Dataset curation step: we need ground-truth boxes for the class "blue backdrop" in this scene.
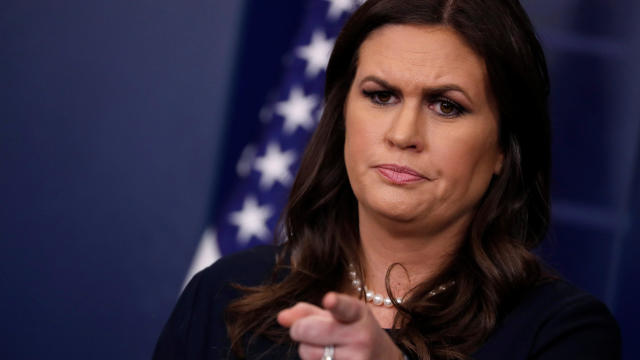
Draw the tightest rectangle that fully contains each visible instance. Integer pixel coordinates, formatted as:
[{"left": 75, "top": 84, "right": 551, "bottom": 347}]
[{"left": 0, "top": 0, "right": 638, "bottom": 359}]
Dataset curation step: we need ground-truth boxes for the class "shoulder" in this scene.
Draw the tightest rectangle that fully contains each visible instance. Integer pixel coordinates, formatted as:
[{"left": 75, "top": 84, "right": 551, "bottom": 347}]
[
  {"left": 173, "top": 244, "right": 280, "bottom": 308},
  {"left": 199, "top": 244, "right": 280, "bottom": 289},
  {"left": 152, "top": 245, "right": 280, "bottom": 360},
  {"left": 474, "top": 279, "right": 621, "bottom": 360}
]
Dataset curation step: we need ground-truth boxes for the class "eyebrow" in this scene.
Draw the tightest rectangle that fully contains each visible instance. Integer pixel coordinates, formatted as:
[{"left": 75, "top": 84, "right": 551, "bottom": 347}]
[{"left": 358, "top": 75, "right": 474, "bottom": 106}]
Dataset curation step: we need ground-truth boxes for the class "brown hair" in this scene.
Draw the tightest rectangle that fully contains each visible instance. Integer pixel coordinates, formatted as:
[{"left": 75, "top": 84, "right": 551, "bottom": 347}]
[{"left": 226, "top": 0, "right": 551, "bottom": 358}]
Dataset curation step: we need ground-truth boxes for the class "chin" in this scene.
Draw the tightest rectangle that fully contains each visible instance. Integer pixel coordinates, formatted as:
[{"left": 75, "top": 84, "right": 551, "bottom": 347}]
[{"left": 368, "top": 198, "right": 426, "bottom": 223}]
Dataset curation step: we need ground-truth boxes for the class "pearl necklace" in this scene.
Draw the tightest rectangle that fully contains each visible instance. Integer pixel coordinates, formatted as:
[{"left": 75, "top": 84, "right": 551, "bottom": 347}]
[{"left": 348, "top": 264, "right": 455, "bottom": 307}]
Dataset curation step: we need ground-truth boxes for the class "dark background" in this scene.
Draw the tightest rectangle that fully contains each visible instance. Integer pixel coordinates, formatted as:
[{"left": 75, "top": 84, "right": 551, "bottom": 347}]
[{"left": 1, "top": 0, "right": 638, "bottom": 358}]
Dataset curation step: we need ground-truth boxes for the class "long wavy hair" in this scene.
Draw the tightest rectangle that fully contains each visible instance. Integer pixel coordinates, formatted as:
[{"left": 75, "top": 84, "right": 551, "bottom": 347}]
[{"left": 226, "top": 0, "right": 551, "bottom": 358}]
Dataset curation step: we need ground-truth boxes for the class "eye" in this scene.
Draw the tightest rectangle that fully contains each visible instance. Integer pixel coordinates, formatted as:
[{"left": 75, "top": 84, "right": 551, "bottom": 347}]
[
  {"left": 430, "top": 98, "right": 465, "bottom": 118},
  {"left": 362, "top": 90, "right": 398, "bottom": 106}
]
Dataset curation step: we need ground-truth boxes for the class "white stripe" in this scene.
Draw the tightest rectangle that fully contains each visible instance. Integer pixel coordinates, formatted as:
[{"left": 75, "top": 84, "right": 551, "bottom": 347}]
[{"left": 182, "top": 227, "right": 221, "bottom": 291}]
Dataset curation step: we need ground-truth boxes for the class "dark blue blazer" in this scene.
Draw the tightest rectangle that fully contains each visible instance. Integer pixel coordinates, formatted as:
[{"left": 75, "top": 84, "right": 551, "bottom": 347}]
[{"left": 153, "top": 245, "right": 621, "bottom": 359}]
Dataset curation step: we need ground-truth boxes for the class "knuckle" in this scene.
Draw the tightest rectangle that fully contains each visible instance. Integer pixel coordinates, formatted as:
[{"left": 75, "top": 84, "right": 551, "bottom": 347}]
[
  {"left": 298, "top": 344, "right": 320, "bottom": 360},
  {"left": 290, "top": 318, "right": 321, "bottom": 341},
  {"left": 292, "top": 302, "right": 310, "bottom": 312},
  {"left": 290, "top": 321, "right": 304, "bottom": 340}
]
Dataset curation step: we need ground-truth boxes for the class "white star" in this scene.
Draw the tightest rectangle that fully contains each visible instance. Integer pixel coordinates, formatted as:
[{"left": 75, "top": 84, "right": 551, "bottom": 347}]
[
  {"left": 254, "top": 142, "right": 297, "bottom": 190},
  {"left": 236, "top": 144, "right": 257, "bottom": 178},
  {"left": 275, "top": 87, "right": 319, "bottom": 134},
  {"left": 228, "top": 196, "right": 273, "bottom": 244},
  {"left": 325, "top": 0, "right": 356, "bottom": 20},
  {"left": 296, "top": 30, "right": 335, "bottom": 78}
]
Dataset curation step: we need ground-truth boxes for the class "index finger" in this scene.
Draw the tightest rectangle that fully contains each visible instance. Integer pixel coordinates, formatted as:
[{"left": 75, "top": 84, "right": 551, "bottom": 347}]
[
  {"left": 277, "top": 302, "right": 326, "bottom": 328},
  {"left": 322, "top": 292, "right": 364, "bottom": 324}
]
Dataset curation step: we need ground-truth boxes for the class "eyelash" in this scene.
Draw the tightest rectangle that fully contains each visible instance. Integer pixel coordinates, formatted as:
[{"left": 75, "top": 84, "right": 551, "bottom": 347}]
[
  {"left": 361, "top": 89, "right": 466, "bottom": 118},
  {"left": 362, "top": 90, "right": 398, "bottom": 106}
]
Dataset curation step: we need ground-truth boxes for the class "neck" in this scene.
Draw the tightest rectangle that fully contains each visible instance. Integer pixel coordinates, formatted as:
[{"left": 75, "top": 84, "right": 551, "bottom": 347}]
[{"left": 356, "top": 205, "right": 468, "bottom": 299}]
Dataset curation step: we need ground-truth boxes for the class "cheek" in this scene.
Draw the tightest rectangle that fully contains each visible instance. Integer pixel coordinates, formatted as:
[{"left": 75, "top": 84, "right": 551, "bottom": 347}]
[
  {"left": 430, "top": 126, "right": 500, "bottom": 196},
  {"left": 344, "top": 99, "right": 384, "bottom": 203},
  {"left": 343, "top": 102, "right": 363, "bottom": 192},
  {"left": 344, "top": 102, "right": 378, "bottom": 171}
]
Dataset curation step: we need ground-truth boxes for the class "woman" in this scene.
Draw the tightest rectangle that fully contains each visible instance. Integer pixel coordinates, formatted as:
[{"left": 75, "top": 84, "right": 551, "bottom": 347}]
[{"left": 154, "top": 0, "right": 620, "bottom": 359}]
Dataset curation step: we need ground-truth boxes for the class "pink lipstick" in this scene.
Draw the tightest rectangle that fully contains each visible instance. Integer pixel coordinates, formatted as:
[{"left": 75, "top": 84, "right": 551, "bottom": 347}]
[{"left": 375, "top": 164, "right": 427, "bottom": 184}]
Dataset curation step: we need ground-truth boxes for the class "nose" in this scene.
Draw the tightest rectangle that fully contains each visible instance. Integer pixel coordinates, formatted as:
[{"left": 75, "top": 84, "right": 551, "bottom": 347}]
[{"left": 384, "top": 101, "right": 424, "bottom": 152}]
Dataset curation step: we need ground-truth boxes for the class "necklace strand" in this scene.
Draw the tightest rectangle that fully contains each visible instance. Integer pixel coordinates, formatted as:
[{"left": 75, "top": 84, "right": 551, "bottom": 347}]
[{"left": 348, "top": 264, "right": 455, "bottom": 307}]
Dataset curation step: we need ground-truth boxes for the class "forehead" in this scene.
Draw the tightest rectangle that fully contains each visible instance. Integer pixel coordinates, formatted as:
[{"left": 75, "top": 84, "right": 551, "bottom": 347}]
[{"left": 356, "top": 24, "right": 488, "bottom": 95}]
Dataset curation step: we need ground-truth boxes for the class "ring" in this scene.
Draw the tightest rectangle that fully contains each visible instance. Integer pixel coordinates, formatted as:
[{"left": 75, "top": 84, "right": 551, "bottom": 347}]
[{"left": 321, "top": 344, "right": 335, "bottom": 360}]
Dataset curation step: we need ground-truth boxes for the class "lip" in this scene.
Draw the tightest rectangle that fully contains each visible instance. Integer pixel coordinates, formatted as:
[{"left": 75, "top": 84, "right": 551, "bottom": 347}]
[{"left": 375, "top": 164, "right": 428, "bottom": 184}]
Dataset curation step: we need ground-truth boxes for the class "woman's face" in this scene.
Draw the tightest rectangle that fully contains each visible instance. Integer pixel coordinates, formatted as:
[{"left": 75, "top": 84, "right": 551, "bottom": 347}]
[{"left": 343, "top": 24, "right": 503, "bottom": 235}]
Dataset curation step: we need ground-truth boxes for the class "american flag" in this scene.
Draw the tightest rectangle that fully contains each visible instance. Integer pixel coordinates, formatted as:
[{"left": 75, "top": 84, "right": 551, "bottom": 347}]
[{"left": 183, "top": 0, "right": 366, "bottom": 285}]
